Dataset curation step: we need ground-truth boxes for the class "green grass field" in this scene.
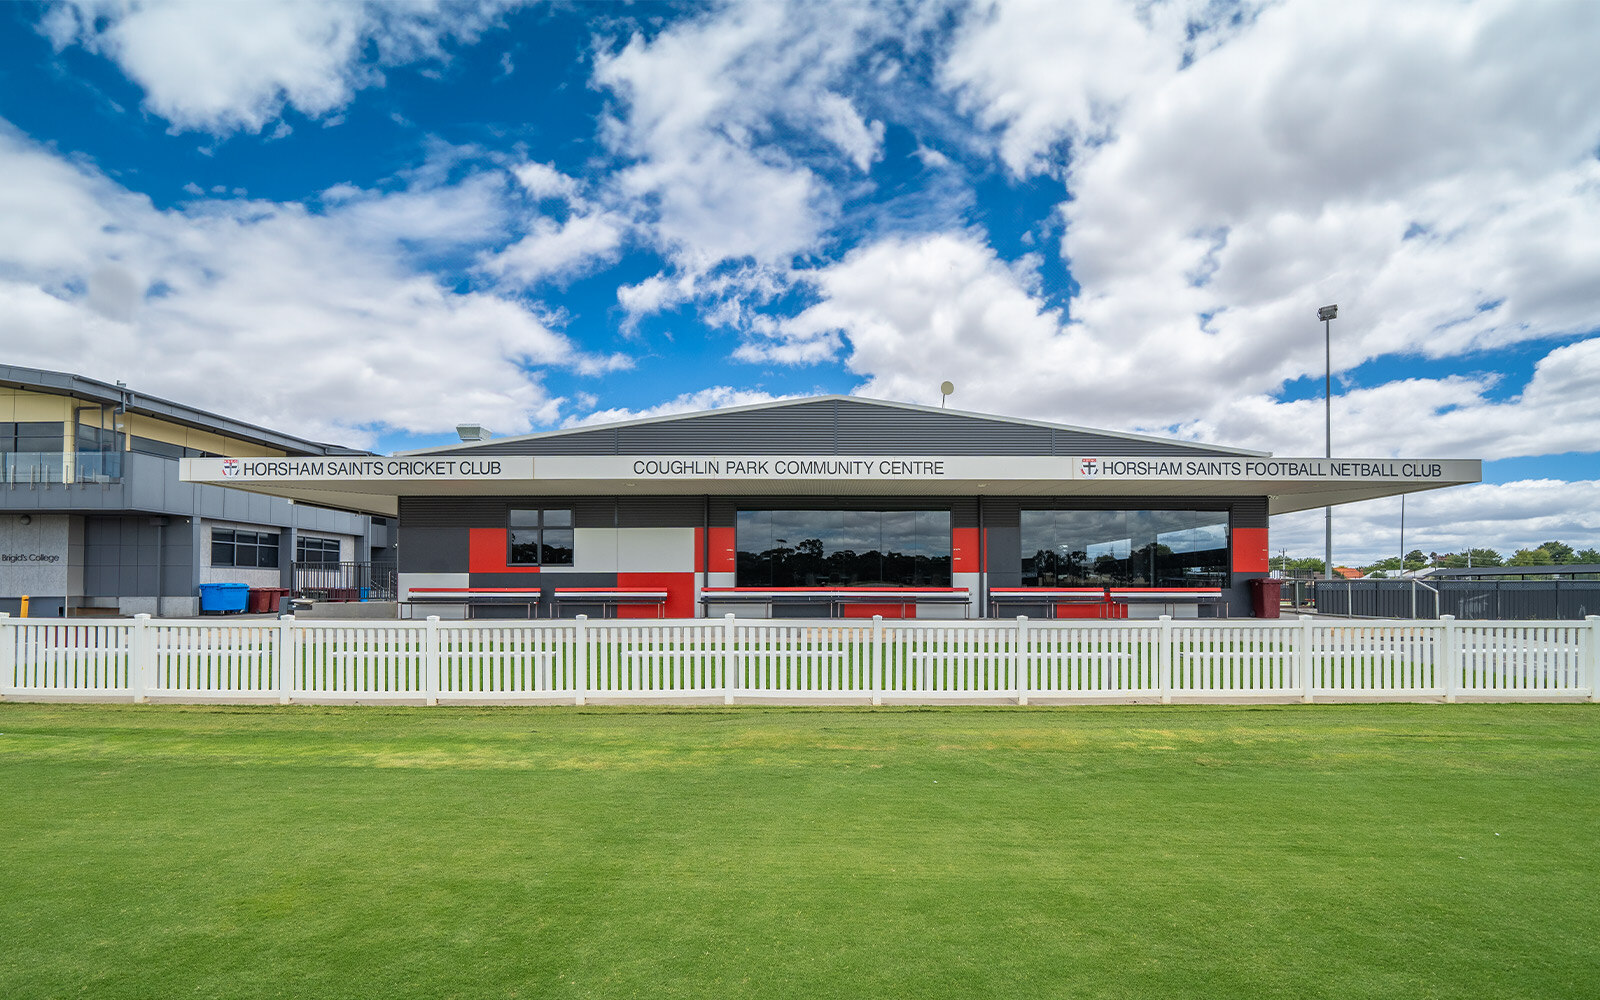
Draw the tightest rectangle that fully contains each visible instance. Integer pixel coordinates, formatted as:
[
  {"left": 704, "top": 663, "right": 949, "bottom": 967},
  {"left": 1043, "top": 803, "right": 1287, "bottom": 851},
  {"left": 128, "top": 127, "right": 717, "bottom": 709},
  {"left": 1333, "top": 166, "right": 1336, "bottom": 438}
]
[{"left": 1, "top": 703, "right": 1596, "bottom": 999}]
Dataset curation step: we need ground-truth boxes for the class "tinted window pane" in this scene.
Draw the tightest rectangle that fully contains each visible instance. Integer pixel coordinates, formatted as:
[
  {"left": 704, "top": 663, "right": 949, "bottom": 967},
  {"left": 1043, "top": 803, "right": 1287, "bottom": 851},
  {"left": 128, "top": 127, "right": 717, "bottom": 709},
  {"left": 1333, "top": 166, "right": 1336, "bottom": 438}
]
[
  {"left": 1021, "top": 510, "right": 1228, "bottom": 588},
  {"left": 509, "top": 509, "right": 540, "bottom": 528},
  {"left": 541, "top": 528, "right": 574, "bottom": 565},
  {"left": 131, "top": 436, "right": 185, "bottom": 460},
  {"left": 736, "top": 509, "right": 951, "bottom": 587},
  {"left": 211, "top": 538, "right": 235, "bottom": 567},
  {"left": 257, "top": 537, "right": 280, "bottom": 568},
  {"left": 542, "top": 509, "right": 572, "bottom": 527},
  {"left": 509, "top": 529, "right": 540, "bottom": 564}
]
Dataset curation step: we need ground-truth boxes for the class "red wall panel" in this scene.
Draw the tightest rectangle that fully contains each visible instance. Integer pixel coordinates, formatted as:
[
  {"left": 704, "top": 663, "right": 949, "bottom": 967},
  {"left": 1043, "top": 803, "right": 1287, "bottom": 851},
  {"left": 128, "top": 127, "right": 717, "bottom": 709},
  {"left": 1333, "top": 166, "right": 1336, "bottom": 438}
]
[
  {"left": 841, "top": 603, "right": 911, "bottom": 619},
  {"left": 617, "top": 571, "right": 696, "bottom": 618},
  {"left": 707, "top": 526, "right": 737, "bottom": 573},
  {"left": 1232, "top": 527, "right": 1270, "bottom": 573},
  {"left": 952, "top": 527, "right": 980, "bottom": 573},
  {"left": 469, "top": 528, "right": 540, "bottom": 574}
]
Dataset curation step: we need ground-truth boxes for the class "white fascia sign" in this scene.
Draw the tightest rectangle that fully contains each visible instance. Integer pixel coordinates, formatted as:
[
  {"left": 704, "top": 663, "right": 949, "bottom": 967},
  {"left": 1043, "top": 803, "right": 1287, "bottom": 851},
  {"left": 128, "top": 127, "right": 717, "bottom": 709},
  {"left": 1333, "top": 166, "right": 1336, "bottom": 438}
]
[
  {"left": 536, "top": 455, "right": 1479, "bottom": 483},
  {"left": 183, "top": 456, "right": 537, "bottom": 483}
]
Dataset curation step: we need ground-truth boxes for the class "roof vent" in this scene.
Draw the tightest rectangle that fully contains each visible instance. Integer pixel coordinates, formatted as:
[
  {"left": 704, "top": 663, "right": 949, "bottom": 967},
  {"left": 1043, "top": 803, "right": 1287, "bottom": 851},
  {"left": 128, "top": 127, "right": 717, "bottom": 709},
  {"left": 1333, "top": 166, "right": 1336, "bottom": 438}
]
[{"left": 455, "top": 424, "right": 490, "bottom": 443}]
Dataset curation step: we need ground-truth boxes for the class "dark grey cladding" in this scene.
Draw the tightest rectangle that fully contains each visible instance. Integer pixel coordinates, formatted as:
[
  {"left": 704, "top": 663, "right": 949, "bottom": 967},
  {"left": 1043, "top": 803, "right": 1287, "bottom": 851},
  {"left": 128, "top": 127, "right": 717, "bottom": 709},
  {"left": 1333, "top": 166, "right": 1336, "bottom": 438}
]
[{"left": 425, "top": 398, "right": 1253, "bottom": 458}]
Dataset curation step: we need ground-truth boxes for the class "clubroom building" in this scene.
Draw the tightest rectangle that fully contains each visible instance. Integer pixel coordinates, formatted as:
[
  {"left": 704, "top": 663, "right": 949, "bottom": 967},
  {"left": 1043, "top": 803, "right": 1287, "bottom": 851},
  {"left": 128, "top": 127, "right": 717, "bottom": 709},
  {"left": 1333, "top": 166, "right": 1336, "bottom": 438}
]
[{"left": 184, "top": 396, "right": 1479, "bottom": 620}]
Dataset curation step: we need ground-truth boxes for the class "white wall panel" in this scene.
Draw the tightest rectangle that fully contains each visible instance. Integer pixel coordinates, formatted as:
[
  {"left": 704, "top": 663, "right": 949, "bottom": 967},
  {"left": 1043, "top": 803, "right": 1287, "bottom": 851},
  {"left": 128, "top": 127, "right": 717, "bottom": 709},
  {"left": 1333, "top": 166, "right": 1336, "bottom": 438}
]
[
  {"left": 398, "top": 572, "right": 469, "bottom": 600},
  {"left": 573, "top": 528, "right": 618, "bottom": 572},
  {"left": 617, "top": 528, "right": 696, "bottom": 572}
]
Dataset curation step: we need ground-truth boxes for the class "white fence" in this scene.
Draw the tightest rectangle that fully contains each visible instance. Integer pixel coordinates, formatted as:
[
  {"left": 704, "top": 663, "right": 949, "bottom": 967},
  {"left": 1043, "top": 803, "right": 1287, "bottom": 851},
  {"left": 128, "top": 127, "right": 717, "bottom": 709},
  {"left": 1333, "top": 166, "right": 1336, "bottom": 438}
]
[{"left": 2, "top": 613, "right": 1596, "bottom": 706}]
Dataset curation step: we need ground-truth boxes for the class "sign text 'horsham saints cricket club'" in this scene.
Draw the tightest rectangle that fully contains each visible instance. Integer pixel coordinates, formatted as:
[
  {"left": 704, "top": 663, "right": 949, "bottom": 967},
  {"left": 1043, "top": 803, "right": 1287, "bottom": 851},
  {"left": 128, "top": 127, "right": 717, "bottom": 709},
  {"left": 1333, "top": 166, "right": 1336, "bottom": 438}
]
[{"left": 184, "top": 456, "right": 536, "bottom": 481}]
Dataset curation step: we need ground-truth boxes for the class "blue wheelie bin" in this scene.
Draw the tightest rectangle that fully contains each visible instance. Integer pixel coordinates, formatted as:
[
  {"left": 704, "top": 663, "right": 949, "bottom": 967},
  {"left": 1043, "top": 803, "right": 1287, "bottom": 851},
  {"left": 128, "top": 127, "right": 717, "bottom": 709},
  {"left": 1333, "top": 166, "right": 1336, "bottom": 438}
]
[{"left": 198, "top": 582, "right": 250, "bottom": 614}]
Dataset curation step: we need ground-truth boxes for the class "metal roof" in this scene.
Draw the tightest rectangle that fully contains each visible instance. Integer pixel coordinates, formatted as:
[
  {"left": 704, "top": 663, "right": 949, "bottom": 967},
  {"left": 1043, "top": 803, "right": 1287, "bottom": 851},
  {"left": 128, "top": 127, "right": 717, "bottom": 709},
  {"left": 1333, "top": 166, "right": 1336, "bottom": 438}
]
[
  {"left": 401, "top": 394, "right": 1271, "bottom": 458},
  {"left": 0, "top": 363, "right": 368, "bottom": 457}
]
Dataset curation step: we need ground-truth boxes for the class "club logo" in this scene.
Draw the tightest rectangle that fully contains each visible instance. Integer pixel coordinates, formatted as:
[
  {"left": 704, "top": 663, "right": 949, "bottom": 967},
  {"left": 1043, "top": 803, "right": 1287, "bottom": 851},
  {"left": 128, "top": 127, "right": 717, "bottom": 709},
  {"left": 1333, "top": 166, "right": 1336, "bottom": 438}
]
[
  {"left": 221, "top": 458, "right": 241, "bottom": 478},
  {"left": 1080, "top": 458, "right": 1099, "bottom": 476}
]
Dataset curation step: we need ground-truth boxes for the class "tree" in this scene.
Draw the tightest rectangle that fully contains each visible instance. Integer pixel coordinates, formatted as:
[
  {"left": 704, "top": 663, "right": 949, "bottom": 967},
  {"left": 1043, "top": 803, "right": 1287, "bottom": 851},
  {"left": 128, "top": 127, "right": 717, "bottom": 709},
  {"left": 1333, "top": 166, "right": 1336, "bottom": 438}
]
[
  {"left": 1405, "top": 549, "right": 1426, "bottom": 564},
  {"left": 1538, "top": 541, "right": 1575, "bottom": 564},
  {"left": 1467, "top": 547, "right": 1504, "bottom": 567},
  {"left": 1508, "top": 547, "right": 1555, "bottom": 567},
  {"left": 1283, "top": 557, "right": 1325, "bottom": 575},
  {"left": 1575, "top": 548, "right": 1600, "bottom": 564}
]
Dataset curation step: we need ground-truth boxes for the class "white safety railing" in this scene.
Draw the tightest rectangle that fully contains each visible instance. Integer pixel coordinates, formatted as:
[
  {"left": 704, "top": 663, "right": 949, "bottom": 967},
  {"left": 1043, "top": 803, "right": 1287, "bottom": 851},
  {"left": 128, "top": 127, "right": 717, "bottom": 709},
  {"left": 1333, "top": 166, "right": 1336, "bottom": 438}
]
[{"left": 1, "top": 613, "right": 1595, "bottom": 706}]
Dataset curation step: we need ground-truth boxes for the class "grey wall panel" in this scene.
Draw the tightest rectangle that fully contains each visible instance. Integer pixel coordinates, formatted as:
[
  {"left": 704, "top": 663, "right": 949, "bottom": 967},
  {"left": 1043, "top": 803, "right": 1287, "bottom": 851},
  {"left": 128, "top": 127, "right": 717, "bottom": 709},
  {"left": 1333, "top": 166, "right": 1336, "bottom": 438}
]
[
  {"left": 434, "top": 398, "right": 1251, "bottom": 458},
  {"left": 616, "top": 497, "right": 705, "bottom": 528},
  {"left": 400, "top": 497, "right": 512, "bottom": 528},
  {"left": 1232, "top": 497, "right": 1269, "bottom": 529},
  {"left": 950, "top": 498, "right": 979, "bottom": 529},
  {"left": 984, "top": 526, "right": 1023, "bottom": 586},
  {"left": 129, "top": 471, "right": 163, "bottom": 510},
  {"left": 199, "top": 490, "right": 227, "bottom": 518},
  {"left": 399, "top": 496, "right": 611, "bottom": 528},
  {"left": 398, "top": 527, "right": 469, "bottom": 572},
  {"left": 84, "top": 564, "right": 116, "bottom": 594}
]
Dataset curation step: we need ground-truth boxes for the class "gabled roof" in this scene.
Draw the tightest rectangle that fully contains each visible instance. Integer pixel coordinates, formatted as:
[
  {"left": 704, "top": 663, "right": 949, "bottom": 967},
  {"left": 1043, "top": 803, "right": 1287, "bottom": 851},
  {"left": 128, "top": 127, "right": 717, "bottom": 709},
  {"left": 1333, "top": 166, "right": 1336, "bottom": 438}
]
[{"left": 403, "top": 395, "right": 1268, "bottom": 459}]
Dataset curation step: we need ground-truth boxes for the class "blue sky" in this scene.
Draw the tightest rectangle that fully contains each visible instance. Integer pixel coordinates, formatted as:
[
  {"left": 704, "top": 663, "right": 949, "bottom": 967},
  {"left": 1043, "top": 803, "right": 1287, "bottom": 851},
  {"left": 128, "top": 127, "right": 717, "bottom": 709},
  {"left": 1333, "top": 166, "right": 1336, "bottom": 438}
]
[{"left": 1, "top": 0, "right": 1597, "bottom": 562}]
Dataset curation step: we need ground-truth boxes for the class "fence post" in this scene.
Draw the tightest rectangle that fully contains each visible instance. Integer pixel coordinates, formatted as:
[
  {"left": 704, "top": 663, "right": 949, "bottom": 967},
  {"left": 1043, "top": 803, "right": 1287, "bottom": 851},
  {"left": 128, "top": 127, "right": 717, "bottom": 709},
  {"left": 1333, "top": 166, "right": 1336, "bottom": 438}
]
[
  {"left": 1299, "top": 614, "right": 1315, "bottom": 703},
  {"left": 1587, "top": 616, "right": 1599, "bottom": 703},
  {"left": 1158, "top": 615, "right": 1173, "bottom": 704},
  {"left": 0, "top": 612, "right": 13, "bottom": 699},
  {"left": 574, "top": 615, "right": 588, "bottom": 706},
  {"left": 424, "top": 616, "right": 440, "bottom": 707},
  {"left": 131, "top": 613, "right": 153, "bottom": 703},
  {"left": 1439, "top": 615, "right": 1457, "bottom": 704},
  {"left": 871, "top": 615, "right": 883, "bottom": 706},
  {"left": 724, "top": 613, "right": 737, "bottom": 706},
  {"left": 1015, "top": 615, "right": 1029, "bottom": 706},
  {"left": 277, "top": 614, "right": 294, "bottom": 705}
]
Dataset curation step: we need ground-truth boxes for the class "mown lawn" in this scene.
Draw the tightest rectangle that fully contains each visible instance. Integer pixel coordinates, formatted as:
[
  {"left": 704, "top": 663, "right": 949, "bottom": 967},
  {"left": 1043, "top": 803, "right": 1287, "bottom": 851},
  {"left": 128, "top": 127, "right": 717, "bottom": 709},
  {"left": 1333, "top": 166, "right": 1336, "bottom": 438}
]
[{"left": 0, "top": 703, "right": 1596, "bottom": 999}]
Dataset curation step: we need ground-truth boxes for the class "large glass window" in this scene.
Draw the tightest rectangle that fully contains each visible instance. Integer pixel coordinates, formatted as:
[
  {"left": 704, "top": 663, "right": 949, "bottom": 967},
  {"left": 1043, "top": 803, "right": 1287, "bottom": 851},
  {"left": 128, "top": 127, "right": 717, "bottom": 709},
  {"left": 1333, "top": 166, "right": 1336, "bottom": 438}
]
[
  {"left": 736, "top": 509, "right": 951, "bottom": 587},
  {"left": 509, "top": 509, "right": 574, "bottom": 566},
  {"left": 75, "top": 422, "right": 123, "bottom": 479},
  {"left": 1021, "top": 510, "right": 1229, "bottom": 588},
  {"left": 0, "top": 421, "right": 65, "bottom": 480},
  {"left": 212, "top": 528, "right": 281, "bottom": 568}
]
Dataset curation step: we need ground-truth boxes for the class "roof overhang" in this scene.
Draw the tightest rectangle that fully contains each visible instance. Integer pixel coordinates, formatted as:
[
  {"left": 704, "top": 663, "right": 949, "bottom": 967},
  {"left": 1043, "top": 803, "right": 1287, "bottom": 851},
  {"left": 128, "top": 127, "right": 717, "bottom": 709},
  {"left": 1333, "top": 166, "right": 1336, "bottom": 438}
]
[{"left": 181, "top": 455, "right": 1482, "bottom": 518}]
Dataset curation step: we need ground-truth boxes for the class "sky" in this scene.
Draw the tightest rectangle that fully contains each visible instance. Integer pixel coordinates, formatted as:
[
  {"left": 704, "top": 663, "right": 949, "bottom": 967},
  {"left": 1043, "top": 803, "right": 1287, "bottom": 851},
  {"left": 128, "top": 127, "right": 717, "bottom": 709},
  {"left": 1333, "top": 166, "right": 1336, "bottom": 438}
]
[{"left": 1, "top": 0, "right": 1597, "bottom": 565}]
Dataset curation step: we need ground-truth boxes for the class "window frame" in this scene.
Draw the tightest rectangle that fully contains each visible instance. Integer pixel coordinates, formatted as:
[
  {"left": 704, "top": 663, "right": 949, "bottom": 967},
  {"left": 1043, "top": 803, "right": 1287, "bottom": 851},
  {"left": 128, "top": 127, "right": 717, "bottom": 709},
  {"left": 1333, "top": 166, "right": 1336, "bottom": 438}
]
[
  {"left": 1019, "top": 508, "right": 1231, "bottom": 589},
  {"left": 507, "top": 509, "right": 575, "bottom": 567},
  {"left": 295, "top": 536, "right": 343, "bottom": 566},
  {"left": 211, "top": 527, "right": 282, "bottom": 569}
]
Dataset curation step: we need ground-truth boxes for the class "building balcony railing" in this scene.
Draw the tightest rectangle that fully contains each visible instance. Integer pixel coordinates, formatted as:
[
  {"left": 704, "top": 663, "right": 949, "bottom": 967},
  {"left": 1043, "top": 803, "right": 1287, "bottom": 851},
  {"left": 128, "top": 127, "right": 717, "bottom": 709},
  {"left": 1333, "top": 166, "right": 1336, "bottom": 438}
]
[{"left": 0, "top": 451, "right": 125, "bottom": 485}]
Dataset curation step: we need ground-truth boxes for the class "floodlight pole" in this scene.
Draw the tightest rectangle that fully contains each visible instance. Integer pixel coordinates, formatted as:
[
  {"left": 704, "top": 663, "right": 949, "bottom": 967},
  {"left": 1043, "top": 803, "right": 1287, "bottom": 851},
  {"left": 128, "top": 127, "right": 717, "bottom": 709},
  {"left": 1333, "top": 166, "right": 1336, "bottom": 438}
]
[{"left": 1319, "top": 305, "right": 1338, "bottom": 582}]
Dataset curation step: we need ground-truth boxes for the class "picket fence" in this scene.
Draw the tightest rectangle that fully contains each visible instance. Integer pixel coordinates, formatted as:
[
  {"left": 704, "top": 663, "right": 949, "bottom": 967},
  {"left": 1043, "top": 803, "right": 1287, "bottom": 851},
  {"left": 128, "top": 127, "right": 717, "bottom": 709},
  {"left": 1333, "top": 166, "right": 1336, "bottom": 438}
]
[{"left": 2, "top": 612, "right": 1596, "bottom": 706}]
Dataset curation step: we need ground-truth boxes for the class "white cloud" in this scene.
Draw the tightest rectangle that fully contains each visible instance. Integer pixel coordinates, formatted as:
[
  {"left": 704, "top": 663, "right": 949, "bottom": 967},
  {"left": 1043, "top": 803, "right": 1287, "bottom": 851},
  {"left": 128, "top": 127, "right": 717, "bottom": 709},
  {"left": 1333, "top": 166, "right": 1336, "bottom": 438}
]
[
  {"left": 726, "top": 0, "right": 1600, "bottom": 460},
  {"left": 0, "top": 123, "right": 623, "bottom": 446},
  {"left": 511, "top": 161, "right": 578, "bottom": 200},
  {"left": 942, "top": 0, "right": 1212, "bottom": 176},
  {"left": 592, "top": 1, "right": 894, "bottom": 269},
  {"left": 42, "top": 0, "right": 504, "bottom": 135},
  {"left": 479, "top": 211, "right": 628, "bottom": 286},
  {"left": 814, "top": 93, "right": 884, "bottom": 173},
  {"left": 560, "top": 386, "right": 798, "bottom": 428}
]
